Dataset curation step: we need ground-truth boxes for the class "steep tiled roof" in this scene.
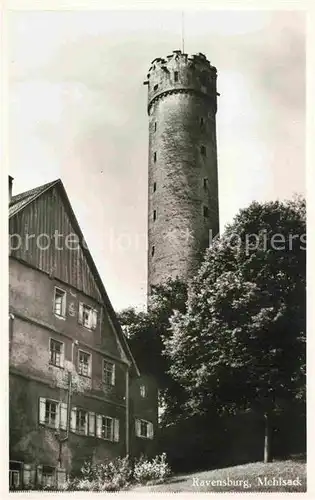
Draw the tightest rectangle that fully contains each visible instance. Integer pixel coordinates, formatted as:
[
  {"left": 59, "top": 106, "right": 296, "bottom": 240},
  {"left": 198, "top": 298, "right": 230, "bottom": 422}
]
[{"left": 9, "top": 179, "right": 60, "bottom": 218}]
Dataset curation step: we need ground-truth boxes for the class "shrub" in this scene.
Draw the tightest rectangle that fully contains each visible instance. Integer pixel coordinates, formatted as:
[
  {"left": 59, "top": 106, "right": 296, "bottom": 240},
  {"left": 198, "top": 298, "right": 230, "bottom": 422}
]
[{"left": 133, "top": 453, "right": 171, "bottom": 485}]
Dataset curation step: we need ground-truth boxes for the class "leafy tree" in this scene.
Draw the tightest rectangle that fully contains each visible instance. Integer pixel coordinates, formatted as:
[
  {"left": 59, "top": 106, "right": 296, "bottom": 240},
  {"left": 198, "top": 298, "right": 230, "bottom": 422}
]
[
  {"left": 117, "top": 278, "right": 188, "bottom": 423},
  {"left": 165, "top": 197, "right": 306, "bottom": 462}
]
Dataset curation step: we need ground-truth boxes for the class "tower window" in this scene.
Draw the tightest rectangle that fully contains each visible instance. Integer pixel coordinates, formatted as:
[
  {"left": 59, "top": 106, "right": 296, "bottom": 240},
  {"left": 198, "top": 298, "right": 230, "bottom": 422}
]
[
  {"left": 154, "top": 84, "right": 159, "bottom": 91},
  {"left": 153, "top": 182, "right": 157, "bottom": 192},
  {"left": 153, "top": 152, "right": 157, "bottom": 163},
  {"left": 153, "top": 210, "right": 157, "bottom": 221},
  {"left": 200, "top": 145, "right": 207, "bottom": 156},
  {"left": 203, "top": 206, "right": 209, "bottom": 218},
  {"left": 174, "top": 71, "right": 179, "bottom": 82},
  {"left": 203, "top": 178, "right": 208, "bottom": 190},
  {"left": 151, "top": 246, "right": 155, "bottom": 257},
  {"left": 154, "top": 122, "right": 157, "bottom": 132}
]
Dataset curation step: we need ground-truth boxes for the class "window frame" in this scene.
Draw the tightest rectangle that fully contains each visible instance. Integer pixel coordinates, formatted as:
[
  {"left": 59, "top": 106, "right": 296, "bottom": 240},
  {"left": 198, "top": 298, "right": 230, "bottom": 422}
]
[
  {"left": 53, "top": 287, "right": 67, "bottom": 318},
  {"left": 49, "top": 338, "right": 64, "bottom": 368},
  {"left": 200, "top": 145, "right": 207, "bottom": 157},
  {"left": 140, "top": 384, "right": 147, "bottom": 398},
  {"left": 40, "top": 398, "right": 60, "bottom": 428},
  {"left": 78, "top": 349, "right": 92, "bottom": 378},
  {"left": 103, "top": 360, "right": 116, "bottom": 386},
  {"left": 135, "top": 418, "right": 154, "bottom": 439},
  {"left": 78, "top": 302, "right": 98, "bottom": 330}
]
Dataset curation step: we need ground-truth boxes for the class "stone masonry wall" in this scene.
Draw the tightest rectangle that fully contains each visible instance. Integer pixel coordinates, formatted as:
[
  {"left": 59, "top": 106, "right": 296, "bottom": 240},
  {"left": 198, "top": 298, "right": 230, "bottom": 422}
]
[{"left": 146, "top": 51, "right": 219, "bottom": 290}]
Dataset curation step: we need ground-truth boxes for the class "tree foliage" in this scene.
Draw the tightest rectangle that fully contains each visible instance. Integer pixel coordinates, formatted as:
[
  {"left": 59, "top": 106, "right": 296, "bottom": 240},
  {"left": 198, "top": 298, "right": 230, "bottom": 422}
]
[
  {"left": 117, "top": 278, "right": 188, "bottom": 423},
  {"left": 165, "top": 198, "right": 306, "bottom": 423}
]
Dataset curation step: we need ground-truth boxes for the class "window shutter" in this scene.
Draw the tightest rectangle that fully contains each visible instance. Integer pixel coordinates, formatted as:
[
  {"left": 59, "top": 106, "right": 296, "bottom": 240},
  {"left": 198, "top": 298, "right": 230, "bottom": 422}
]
[
  {"left": 84, "top": 412, "right": 88, "bottom": 435},
  {"left": 91, "top": 309, "right": 97, "bottom": 330},
  {"left": 148, "top": 422, "right": 154, "bottom": 439},
  {"left": 55, "top": 403, "right": 60, "bottom": 429},
  {"left": 112, "top": 364, "right": 116, "bottom": 386},
  {"left": 96, "top": 414, "right": 102, "bottom": 438},
  {"left": 135, "top": 419, "right": 141, "bottom": 437},
  {"left": 78, "top": 303, "right": 83, "bottom": 325},
  {"left": 60, "top": 403, "right": 68, "bottom": 430},
  {"left": 36, "top": 466, "right": 43, "bottom": 486},
  {"left": 60, "top": 345, "right": 65, "bottom": 368},
  {"left": 70, "top": 407, "right": 76, "bottom": 432},
  {"left": 88, "top": 412, "right": 95, "bottom": 436},
  {"left": 39, "top": 398, "right": 46, "bottom": 424},
  {"left": 113, "top": 418, "right": 119, "bottom": 442}
]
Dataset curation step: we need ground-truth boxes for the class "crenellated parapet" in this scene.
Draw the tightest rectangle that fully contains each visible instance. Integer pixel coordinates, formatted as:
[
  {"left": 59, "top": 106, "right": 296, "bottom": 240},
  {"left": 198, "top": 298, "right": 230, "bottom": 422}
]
[{"left": 144, "top": 50, "right": 218, "bottom": 114}]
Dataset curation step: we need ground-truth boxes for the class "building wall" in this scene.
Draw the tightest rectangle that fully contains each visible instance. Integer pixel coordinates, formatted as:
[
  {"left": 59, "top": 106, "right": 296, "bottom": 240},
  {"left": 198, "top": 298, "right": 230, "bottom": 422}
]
[
  {"left": 9, "top": 257, "right": 157, "bottom": 478},
  {"left": 146, "top": 51, "right": 219, "bottom": 290}
]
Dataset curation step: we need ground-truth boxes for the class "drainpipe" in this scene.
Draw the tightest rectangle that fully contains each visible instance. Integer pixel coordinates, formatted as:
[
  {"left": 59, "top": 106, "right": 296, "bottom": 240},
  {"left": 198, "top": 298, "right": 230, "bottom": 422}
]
[
  {"left": 58, "top": 340, "right": 77, "bottom": 465},
  {"left": 125, "top": 368, "right": 130, "bottom": 456}
]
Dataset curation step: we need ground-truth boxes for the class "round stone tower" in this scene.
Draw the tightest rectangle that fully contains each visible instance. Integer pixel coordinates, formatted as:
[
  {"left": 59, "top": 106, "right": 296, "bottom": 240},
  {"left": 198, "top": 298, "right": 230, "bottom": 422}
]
[{"left": 144, "top": 50, "right": 220, "bottom": 292}]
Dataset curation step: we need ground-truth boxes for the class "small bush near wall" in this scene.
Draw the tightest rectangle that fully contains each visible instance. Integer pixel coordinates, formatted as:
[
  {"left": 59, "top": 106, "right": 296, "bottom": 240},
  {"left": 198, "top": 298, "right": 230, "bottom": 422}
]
[{"left": 62, "top": 453, "right": 171, "bottom": 491}]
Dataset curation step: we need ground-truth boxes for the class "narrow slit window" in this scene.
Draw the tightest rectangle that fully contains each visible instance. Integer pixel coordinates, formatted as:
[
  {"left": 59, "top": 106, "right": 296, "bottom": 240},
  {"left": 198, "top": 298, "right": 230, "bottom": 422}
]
[
  {"left": 153, "top": 210, "right": 157, "bottom": 221},
  {"left": 153, "top": 182, "right": 157, "bottom": 192},
  {"left": 153, "top": 152, "right": 157, "bottom": 163},
  {"left": 200, "top": 117, "right": 204, "bottom": 128},
  {"left": 151, "top": 246, "right": 155, "bottom": 257},
  {"left": 203, "top": 206, "right": 209, "bottom": 218},
  {"left": 154, "top": 122, "right": 157, "bottom": 132},
  {"left": 203, "top": 178, "right": 208, "bottom": 190},
  {"left": 200, "top": 145, "right": 207, "bottom": 156},
  {"left": 174, "top": 71, "right": 179, "bottom": 82},
  {"left": 154, "top": 84, "right": 159, "bottom": 91}
]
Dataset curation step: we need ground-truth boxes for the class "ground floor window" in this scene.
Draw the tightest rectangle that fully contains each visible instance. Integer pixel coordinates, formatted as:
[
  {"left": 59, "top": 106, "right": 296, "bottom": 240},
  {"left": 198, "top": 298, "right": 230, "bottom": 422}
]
[
  {"left": 42, "top": 466, "right": 56, "bottom": 487},
  {"left": 9, "top": 461, "right": 22, "bottom": 489}
]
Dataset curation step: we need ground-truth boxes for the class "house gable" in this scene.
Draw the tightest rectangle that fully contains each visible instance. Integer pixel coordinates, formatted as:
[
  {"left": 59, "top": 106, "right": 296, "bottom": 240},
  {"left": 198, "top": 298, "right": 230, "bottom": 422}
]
[{"left": 9, "top": 180, "right": 138, "bottom": 374}]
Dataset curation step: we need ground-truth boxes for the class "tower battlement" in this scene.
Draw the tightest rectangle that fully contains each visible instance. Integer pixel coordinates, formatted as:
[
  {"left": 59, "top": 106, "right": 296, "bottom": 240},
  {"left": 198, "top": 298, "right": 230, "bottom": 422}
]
[{"left": 144, "top": 50, "right": 218, "bottom": 114}]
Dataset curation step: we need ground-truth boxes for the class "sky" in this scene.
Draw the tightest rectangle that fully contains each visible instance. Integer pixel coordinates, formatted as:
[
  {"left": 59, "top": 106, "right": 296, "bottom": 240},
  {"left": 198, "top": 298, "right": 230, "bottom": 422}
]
[{"left": 8, "top": 9, "right": 305, "bottom": 311}]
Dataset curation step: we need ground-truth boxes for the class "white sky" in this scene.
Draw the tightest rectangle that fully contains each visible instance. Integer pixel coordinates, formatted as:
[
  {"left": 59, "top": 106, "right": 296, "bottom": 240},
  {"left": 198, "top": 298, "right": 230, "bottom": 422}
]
[{"left": 8, "top": 10, "right": 305, "bottom": 311}]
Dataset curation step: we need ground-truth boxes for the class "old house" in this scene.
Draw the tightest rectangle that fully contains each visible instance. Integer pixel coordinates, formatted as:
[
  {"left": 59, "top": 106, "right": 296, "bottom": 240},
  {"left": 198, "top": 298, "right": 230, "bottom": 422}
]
[{"left": 9, "top": 177, "right": 158, "bottom": 489}]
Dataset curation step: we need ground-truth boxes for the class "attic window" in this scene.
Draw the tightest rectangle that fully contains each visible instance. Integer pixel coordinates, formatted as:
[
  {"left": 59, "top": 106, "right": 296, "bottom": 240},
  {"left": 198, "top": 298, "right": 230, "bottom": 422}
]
[
  {"left": 154, "top": 84, "right": 159, "bottom": 91},
  {"left": 174, "top": 71, "right": 179, "bottom": 82}
]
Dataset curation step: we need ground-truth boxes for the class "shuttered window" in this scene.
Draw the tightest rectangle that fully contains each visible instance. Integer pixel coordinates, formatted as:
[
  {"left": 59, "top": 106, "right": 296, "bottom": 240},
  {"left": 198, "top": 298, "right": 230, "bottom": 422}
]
[
  {"left": 78, "top": 302, "right": 98, "bottom": 330},
  {"left": 96, "top": 414, "right": 119, "bottom": 442},
  {"left": 39, "top": 398, "right": 68, "bottom": 430},
  {"left": 135, "top": 418, "right": 154, "bottom": 439}
]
